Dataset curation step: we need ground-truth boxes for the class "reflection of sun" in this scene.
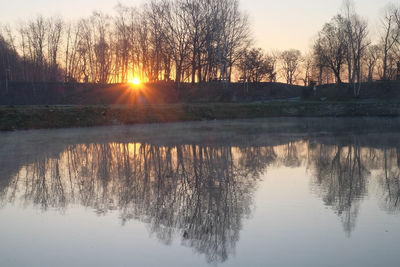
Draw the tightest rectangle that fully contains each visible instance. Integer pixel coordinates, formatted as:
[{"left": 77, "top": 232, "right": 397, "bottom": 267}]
[{"left": 129, "top": 77, "right": 141, "bottom": 85}]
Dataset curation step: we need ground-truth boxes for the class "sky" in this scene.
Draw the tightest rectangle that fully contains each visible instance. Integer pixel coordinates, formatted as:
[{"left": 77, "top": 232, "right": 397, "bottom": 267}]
[{"left": 0, "top": 0, "right": 394, "bottom": 52}]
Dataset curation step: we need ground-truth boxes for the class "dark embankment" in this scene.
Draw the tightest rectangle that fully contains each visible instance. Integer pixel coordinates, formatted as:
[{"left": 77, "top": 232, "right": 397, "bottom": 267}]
[
  {"left": 1, "top": 80, "right": 399, "bottom": 105},
  {"left": 2, "top": 102, "right": 400, "bottom": 131},
  {"left": 1, "top": 80, "right": 400, "bottom": 130},
  {"left": 0, "top": 81, "right": 307, "bottom": 105}
]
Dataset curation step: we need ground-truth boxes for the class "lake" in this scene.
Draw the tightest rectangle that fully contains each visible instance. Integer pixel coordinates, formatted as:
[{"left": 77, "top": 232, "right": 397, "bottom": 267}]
[{"left": 0, "top": 118, "right": 399, "bottom": 267}]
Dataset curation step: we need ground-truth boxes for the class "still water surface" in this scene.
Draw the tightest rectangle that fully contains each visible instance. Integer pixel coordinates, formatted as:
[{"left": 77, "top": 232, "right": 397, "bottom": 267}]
[{"left": 0, "top": 118, "right": 399, "bottom": 267}]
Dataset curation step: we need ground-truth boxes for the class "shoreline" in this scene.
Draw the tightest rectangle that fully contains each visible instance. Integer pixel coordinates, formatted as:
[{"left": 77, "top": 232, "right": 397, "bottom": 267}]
[{"left": 2, "top": 102, "right": 400, "bottom": 131}]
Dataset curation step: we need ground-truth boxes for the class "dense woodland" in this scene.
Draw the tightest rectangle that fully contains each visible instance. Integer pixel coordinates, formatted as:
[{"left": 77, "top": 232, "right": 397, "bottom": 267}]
[{"left": 0, "top": 0, "right": 400, "bottom": 96}]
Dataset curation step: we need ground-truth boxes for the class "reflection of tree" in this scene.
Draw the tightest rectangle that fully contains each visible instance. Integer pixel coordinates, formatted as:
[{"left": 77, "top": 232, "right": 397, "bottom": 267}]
[
  {"left": 309, "top": 142, "right": 369, "bottom": 236},
  {"left": 283, "top": 142, "right": 301, "bottom": 168},
  {"left": 0, "top": 143, "right": 268, "bottom": 264},
  {"left": 237, "top": 146, "right": 277, "bottom": 178},
  {"left": 2, "top": 131, "right": 400, "bottom": 260},
  {"left": 378, "top": 148, "right": 400, "bottom": 213}
]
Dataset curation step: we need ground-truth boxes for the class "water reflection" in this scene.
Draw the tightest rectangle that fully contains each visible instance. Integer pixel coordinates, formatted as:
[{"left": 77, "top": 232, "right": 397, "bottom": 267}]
[
  {"left": 308, "top": 143, "right": 369, "bottom": 235},
  {"left": 1, "top": 143, "right": 265, "bottom": 263},
  {"left": 1, "top": 119, "right": 400, "bottom": 264},
  {"left": 378, "top": 149, "right": 400, "bottom": 214}
]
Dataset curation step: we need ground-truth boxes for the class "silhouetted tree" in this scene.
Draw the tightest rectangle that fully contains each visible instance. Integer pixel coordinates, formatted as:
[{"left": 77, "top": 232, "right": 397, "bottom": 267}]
[
  {"left": 341, "top": 0, "right": 369, "bottom": 96},
  {"left": 280, "top": 49, "right": 302, "bottom": 85},
  {"left": 314, "top": 15, "right": 347, "bottom": 84},
  {"left": 237, "top": 47, "right": 275, "bottom": 83},
  {"left": 379, "top": 3, "right": 400, "bottom": 80}
]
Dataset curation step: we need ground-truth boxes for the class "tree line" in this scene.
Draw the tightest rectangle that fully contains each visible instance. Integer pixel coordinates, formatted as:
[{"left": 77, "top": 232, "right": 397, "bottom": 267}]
[
  {"left": 313, "top": 0, "right": 400, "bottom": 96},
  {"left": 0, "top": 0, "right": 250, "bottom": 87},
  {"left": 0, "top": 0, "right": 400, "bottom": 92}
]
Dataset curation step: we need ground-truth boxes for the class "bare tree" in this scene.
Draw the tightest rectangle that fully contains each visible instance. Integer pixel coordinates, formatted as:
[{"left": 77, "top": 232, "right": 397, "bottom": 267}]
[
  {"left": 28, "top": 16, "right": 47, "bottom": 82},
  {"left": 114, "top": 4, "right": 132, "bottom": 83},
  {"left": 180, "top": 0, "right": 208, "bottom": 83},
  {"left": 266, "top": 50, "right": 279, "bottom": 82},
  {"left": 0, "top": 28, "right": 15, "bottom": 92},
  {"left": 47, "top": 17, "right": 63, "bottom": 82},
  {"left": 314, "top": 15, "right": 347, "bottom": 84},
  {"left": 224, "top": 0, "right": 250, "bottom": 82},
  {"left": 341, "top": 0, "right": 369, "bottom": 96},
  {"left": 161, "top": 0, "right": 191, "bottom": 88},
  {"left": 301, "top": 51, "right": 313, "bottom": 86},
  {"left": 280, "top": 49, "right": 302, "bottom": 85},
  {"left": 379, "top": 4, "right": 400, "bottom": 80},
  {"left": 92, "top": 12, "right": 112, "bottom": 84},
  {"left": 364, "top": 44, "right": 380, "bottom": 82},
  {"left": 64, "top": 22, "right": 82, "bottom": 82},
  {"left": 237, "top": 47, "right": 274, "bottom": 83}
]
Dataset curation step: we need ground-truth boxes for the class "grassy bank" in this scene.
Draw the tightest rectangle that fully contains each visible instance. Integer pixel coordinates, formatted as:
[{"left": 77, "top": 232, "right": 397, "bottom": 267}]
[{"left": 1, "top": 102, "right": 400, "bottom": 131}]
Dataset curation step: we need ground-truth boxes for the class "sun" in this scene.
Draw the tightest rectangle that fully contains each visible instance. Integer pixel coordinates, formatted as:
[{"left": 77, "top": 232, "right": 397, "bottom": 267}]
[{"left": 129, "top": 77, "right": 141, "bottom": 85}]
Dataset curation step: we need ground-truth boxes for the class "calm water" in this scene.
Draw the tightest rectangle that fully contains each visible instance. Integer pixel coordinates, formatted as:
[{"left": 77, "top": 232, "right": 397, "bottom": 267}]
[{"left": 0, "top": 118, "right": 399, "bottom": 267}]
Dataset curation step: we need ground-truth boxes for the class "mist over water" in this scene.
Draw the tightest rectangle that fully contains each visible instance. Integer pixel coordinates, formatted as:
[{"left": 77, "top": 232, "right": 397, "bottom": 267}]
[{"left": 0, "top": 118, "right": 399, "bottom": 267}]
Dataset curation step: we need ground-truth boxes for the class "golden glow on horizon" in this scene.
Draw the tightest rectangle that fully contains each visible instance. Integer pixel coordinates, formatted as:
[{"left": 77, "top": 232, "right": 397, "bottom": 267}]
[{"left": 129, "top": 77, "right": 141, "bottom": 85}]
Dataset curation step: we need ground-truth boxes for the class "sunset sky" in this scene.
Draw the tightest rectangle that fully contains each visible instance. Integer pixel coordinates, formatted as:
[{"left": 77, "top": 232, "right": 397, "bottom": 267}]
[{"left": 0, "top": 0, "right": 394, "bottom": 51}]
